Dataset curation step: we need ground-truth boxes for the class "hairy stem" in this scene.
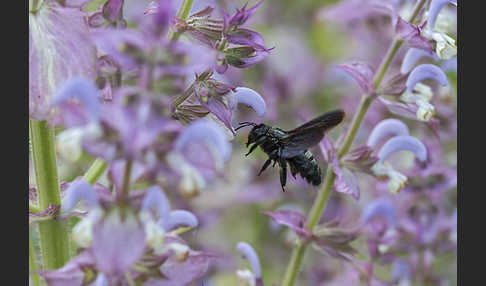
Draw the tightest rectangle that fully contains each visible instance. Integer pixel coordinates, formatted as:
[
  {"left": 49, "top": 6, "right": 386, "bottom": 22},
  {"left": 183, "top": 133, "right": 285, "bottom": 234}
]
[
  {"left": 280, "top": 1, "right": 427, "bottom": 285},
  {"left": 30, "top": 120, "right": 71, "bottom": 270},
  {"left": 169, "top": 0, "right": 194, "bottom": 41}
]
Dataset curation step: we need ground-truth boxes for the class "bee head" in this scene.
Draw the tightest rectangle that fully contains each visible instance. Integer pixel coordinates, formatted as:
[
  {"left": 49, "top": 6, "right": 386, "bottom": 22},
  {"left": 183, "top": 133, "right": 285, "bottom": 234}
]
[
  {"left": 247, "top": 124, "right": 268, "bottom": 147},
  {"left": 235, "top": 122, "right": 268, "bottom": 147}
]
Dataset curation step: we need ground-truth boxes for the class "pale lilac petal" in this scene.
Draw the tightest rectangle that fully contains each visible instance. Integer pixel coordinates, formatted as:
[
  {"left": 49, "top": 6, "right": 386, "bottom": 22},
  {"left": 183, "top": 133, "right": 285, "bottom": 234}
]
[
  {"left": 62, "top": 180, "right": 99, "bottom": 212},
  {"left": 40, "top": 251, "right": 94, "bottom": 286},
  {"left": 334, "top": 167, "right": 360, "bottom": 200},
  {"left": 102, "top": 0, "right": 124, "bottom": 22},
  {"left": 199, "top": 97, "right": 234, "bottom": 134},
  {"left": 53, "top": 77, "right": 101, "bottom": 121},
  {"left": 91, "top": 209, "right": 146, "bottom": 276},
  {"left": 400, "top": 48, "right": 439, "bottom": 74},
  {"left": 153, "top": 0, "right": 176, "bottom": 28},
  {"left": 94, "top": 273, "right": 109, "bottom": 286},
  {"left": 406, "top": 64, "right": 448, "bottom": 93},
  {"left": 395, "top": 17, "right": 434, "bottom": 52},
  {"left": 427, "top": 0, "right": 457, "bottom": 30},
  {"left": 262, "top": 210, "right": 312, "bottom": 238},
  {"left": 236, "top": 242, "right": 262, "bottom": 278},
  {"left": 335, "top": 62, "right": 374, "bottom": 93},
  {"left": 175, "top": 119, "right": 231, "bottom": 161},
  {"left": 319, "top": 135, "right": 336, "bottom": 163},
  {"left": 91, "top": 29, "right": 147, "bottom": 70},
  {"left": 361, "top": 198, "right": 397, "bottom": 227},
  {"left": 392, "top": 260, "right": 411, "bottom": 281},
  {"left": 379, "top": 72, "right": 409, "bottom": 95},
  {"left": 29, "top": 2, "right": 96, "bottom": 120},
  {"left": 228, "top": 87, "right": 266, "bottom": 117},
  {"left": 367, "top": 119, "right": 409, "bottom": 148},
  {"left": 228, "top": 0, "right": 264, "bottom": 27},
  {"left": 377, "top": 135, "right": 428, "bottom": 162},
  {"left": 441, "top": 56, "right": 457, "bottom": 73},
  {"left": 317, "top": 0, "right": 395, "bottom": 23},
  {"left": 151, "top": 252, "right": 214, "bottom": 285},
  {"left": 144, "top": 1, "right": 158, "bottom": 15},
  {"left": 64, "top": 0, "right": 91, "bottom": 8},
  {"left": 319, "top": 137, "right": 359, "bottom": 199},
  {"left": 226, "top": 28, "right": 266, "bottom": 48},
  {"left": 162, "top": 210, "right": 199, "bottom": 231},
  {"left": 141, "top": 186, "right": 171, "bottom": 221},
  {"left": 88, "top": 12, "right": 107, "bottom": 28}
]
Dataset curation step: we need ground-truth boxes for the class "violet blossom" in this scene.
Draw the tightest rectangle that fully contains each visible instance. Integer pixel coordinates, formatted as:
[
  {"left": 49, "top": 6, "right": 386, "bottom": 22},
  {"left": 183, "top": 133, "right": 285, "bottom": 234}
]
[
  {"left": 421, "top": 0, "right": 457, "bottom": 59},
  {"left": 44, "top": 178, "right": 206, "bottom": 283},
  {"left": 400, "top": 63, "right": 449, "bottom": 121}
]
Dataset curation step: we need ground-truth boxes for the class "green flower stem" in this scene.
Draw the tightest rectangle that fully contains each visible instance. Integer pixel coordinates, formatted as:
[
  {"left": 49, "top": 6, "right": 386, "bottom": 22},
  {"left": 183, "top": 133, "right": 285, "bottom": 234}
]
[
  {"left": 82, "top": 158, "right": 108, "bottom": 185},
  {"left": 281, "top": 1, "right": 428, "bottom": 285},
  {"left": 121, "top": 159, "right": 133, "bottom": 198},
  {"left": 29, "top": 232, "right": 41, "bottom": 286},
  {"left": 169, "top": 0, "right": 194, "bottom": 41},
  {"left": 30, "top": 119, "right": 70, "bottom": 270},
  {"left": 30, "top": 202, "right": 40, "bottom": 213}
]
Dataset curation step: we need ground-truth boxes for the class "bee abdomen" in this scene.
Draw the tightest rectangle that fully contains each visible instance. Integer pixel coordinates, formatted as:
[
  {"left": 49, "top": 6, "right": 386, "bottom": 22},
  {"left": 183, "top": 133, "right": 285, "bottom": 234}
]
[{"left": 287, "top": 150, "right": 322, "bottom": 186}]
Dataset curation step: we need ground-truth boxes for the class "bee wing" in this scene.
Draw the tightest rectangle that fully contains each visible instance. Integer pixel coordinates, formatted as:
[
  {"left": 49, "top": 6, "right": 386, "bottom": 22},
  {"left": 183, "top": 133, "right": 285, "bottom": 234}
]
[{"left": 280, "top": 109, "right": 345, "bottom": 158}]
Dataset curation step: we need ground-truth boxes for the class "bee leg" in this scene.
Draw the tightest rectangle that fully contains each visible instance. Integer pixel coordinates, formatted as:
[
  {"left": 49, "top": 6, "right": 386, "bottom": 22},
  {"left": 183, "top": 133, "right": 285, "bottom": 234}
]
[
  {"left": 258, "top": 158, "right": 272, "bottom": 176},
  {"left": 279, "top": 157, "right": 287, "bottom": 192}
]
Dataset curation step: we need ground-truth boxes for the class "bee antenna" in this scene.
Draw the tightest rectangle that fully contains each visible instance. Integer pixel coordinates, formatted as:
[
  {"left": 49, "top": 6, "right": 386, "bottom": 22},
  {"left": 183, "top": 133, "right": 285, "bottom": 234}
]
[{"left": 235, "top": 122, "right": 256, "bottom": 131}]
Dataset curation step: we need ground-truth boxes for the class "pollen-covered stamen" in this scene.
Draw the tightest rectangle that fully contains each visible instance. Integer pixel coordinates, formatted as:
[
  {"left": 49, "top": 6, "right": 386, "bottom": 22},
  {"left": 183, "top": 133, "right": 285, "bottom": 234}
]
[
  {"left": 166, "top": 243, "right": 190, "bottom": 262},
  {"left": 371, "top": 161, "right": 408, "bottom": 194},
  {"left": 371, "top": 135, "right": 427, "bottom": 193},
  {"left": 400, "top": 83, "right": 436, "bottom": 121},
  {"left": 142, "top": 213, "right": 166, "bottom": 255}
]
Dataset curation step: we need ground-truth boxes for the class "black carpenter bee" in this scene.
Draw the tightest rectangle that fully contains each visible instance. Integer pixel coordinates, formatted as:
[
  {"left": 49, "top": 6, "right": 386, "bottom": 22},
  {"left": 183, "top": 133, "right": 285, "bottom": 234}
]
[{"left": 236, "top": 109, "right": 345, "bottom": 191}]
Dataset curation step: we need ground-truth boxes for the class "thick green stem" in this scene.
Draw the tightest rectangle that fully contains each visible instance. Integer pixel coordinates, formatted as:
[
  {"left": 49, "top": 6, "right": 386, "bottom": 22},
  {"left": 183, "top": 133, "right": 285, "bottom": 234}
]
[
  {"left": 169, "top": 0, "right": 194, "bottom": 41},
  {"left": 82, "top": 158, "right": 108, "bottom": 185},
  {"left": 30, "top": 120, "right": 70, "bottom": 270},
  {"left": 280, "top": 1, "right": 428, "bottom": 285},
  {"left": 29, "top": 232, "right": 42, "bottom": 286}
]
